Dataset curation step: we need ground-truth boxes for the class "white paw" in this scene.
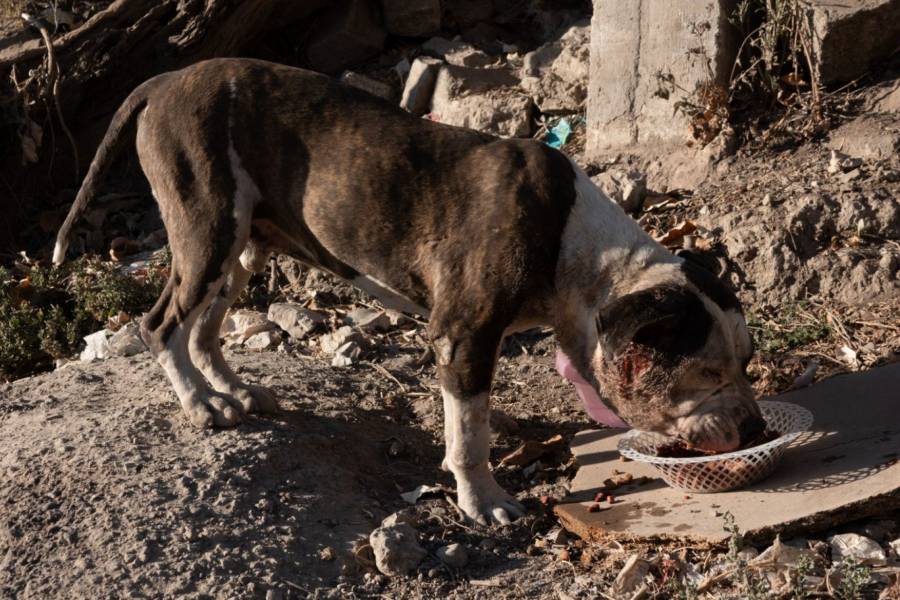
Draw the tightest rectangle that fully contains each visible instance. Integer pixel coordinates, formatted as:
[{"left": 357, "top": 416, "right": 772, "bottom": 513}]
[
  {"left": 231, "top": 384, "right": 279, "bottom": 414},
  {"left": 182, "top": 391, "right": 244, "bottom": 428},
  {"left": 454, "top": 468, "right": 525, "bottom": 526}
]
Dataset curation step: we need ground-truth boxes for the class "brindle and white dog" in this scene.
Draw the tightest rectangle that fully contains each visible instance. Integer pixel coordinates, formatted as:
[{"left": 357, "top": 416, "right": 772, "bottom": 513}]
[{"left": 54, "top": 58, "right": 765, "bottom": 525}]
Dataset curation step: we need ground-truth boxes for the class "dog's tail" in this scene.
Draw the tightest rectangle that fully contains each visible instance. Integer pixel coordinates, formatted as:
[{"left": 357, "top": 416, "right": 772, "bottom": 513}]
[{"left": 52, "top": 78, "right": 159, "bottom": 265}]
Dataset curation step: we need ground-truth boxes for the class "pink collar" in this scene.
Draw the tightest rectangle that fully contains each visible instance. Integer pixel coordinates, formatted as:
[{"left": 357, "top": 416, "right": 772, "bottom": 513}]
[{"left": 555, "top": 351, "right": 630, "bottom": 428}]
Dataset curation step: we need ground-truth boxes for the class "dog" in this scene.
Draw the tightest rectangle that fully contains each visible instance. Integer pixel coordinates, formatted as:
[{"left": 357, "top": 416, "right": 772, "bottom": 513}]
[{"left": 54, "top": 58, "right": 765, "bottom": 525}]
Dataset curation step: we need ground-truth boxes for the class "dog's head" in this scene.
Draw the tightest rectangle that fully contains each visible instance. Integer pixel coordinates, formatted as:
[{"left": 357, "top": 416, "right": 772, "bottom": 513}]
[{"left": 591, "top": 253, "right": 764, "bottom": 452}]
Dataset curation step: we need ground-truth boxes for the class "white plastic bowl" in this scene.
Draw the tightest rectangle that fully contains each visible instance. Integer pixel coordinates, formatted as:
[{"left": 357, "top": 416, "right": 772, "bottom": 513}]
[{"left": 617, "top": 401, "right": 813, "bottom": 493}]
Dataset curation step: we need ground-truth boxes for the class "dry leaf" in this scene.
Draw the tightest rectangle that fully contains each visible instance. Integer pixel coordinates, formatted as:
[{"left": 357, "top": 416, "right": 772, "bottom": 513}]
[
  {"left": 656, "top": 220, "right": 698, "bottom": 247},
  {"left": 499, "top": 434, "right": 565, "bottom": 467}
]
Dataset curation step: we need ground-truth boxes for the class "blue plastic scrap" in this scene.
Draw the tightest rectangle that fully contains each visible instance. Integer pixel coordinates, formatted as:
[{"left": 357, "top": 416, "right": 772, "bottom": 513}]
[{"left": 545, "top": 118, "right": 572, "bottom": 149}]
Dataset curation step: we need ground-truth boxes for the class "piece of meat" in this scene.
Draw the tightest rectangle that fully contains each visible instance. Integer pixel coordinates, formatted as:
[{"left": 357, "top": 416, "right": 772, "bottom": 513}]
[{"left": 655, "top": 429, "right": 780, "bottom": 458}]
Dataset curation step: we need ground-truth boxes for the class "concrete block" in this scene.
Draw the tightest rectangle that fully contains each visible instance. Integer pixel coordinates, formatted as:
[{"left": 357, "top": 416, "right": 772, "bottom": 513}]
[
  {"left": 304, "top": 0, "right": 386, "bottom": 74},
  {"left": 519, "top": 19, "right": 590, "bottom": 114},
  {"left": 400, "top": 56, "right": 443, "bottom": 115},
  {"left": 340, "top": 71, "right": 396, "bottom": 101},
  {"left": 806, "top": 0, "right": 900, "bottom": 85},
  {"left": 586, "top": 0, "right": 738, "bottom": 155},
  {"left": 430, "top": 64, "right": 533, "bottom": 137},
  {"left": 380, "top": 0, "right": 440, "bottom": 37},
  {"left": 554, "top": 363, "right": 900, "bottom": 544},
  {"left": 421, "top": 37, "right": 496, "bottom": 68}
]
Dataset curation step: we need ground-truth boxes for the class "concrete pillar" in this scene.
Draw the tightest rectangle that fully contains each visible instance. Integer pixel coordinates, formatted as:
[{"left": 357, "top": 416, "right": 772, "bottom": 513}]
[{"left": 586, "top": 1, "right": 738, "bottom": 158}]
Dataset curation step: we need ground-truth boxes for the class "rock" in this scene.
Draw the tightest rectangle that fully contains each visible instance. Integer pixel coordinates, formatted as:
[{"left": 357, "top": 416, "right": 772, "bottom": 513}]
[
  {"left": 345, "top": 307, "right": 391, "bottom": 333},
  {"left": 874, "top": 81, "right": 900, "bottom": 113},
  {"left": 267, "top": 303, "right": 326, "bottom": 340},
  {"left": 805, "top": 0, "right": 900, "bottom": 85},
  {"left": 381, "top": 510, "right": 418, "bottom": 528},
  {"left": 586, "top": 0, "right": 738, "bottom": 155},
  {"left": 519, "top": 19, "right": 589, "bottom": 114},
  {"left": 890, "top": 537, "right": 900, "bottom": 558},
  {"left": 108, "top": 323, "right": 146, "bottom": 357},
  {"left": 244, "top": 330, "right": 281, "bottom": 351},
  {"left": 340, "top": 71, "right": 395, "bottom": 101},
  {"left": 379, "top": 0, "right": 440, "bottom": 37},
  {"left": 220, "top": 310, "right": 275, "bottom": 346},
  {"left": 304, "top": 0, "right": 386, "bottom": 74},
  {"left": 430, "top": 65, "right": 532, "bottom": 138},
  {"left": 591, "top": 169, "right": 648, "bottom": 213},
  {"left": 80, "top": 330, "right": 111, "bottom": 362},
  {"left": 612, "top": 554, "right": 650, "bottom": 597},
  {"left": 369, "top": 523, "right": 426, "bottom": 576},
  {"left": 436, "top": 543, "right": 468, "bottom": 568},
  {"left": 421, "top": 37, "right": 495, "bottom": 68},
  {"left": 829, "top": 533, "right": 888, "bottom": 566},
  {"left": 319, "top": 326, "right": 366, "bottom": 355},
  {"left": 828, "top": 115, "right": 900, "bottom": 161},
  {"left": 752, "top": 536, "right": 819, "bottom": 568},
  {"left": 400, "top": 56, "right": 443, "bottom": 116},
  {"left": 331, "top": 341, "right": 361, "bottom": 367}
]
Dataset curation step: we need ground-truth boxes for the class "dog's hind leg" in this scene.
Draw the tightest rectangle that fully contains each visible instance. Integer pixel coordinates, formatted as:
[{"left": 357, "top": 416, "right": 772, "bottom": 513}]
[{"left": 188, "top": 244, "right": 279, "bottom": 414}]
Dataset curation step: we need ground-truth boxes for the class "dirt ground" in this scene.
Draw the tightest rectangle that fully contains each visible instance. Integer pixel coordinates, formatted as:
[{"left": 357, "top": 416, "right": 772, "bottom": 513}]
[{"left": 1, "top": 16, "right": 899, "bottom": 600}]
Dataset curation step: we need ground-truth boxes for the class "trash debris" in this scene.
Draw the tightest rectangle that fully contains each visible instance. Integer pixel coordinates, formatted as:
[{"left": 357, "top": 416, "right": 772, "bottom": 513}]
[
  {"left": 345, "top": 307, "right": 391, "bottom": 333},
  {"left": 220, "top": 310, "right": 275, "bottom": 347},
  {"left": 80, "top": 330, "right": 111, "bottom": 362},
  {"left": 399, "top": 56, "right": 443, "bottom": 116},
  {"left": 839, "top": 345, "right": 860, "bottom": 369},
  {"left": 829, "top": 533, "right": 888, "bottom": 566},
  {"left": 369, "top": 522, "right": 426, "bottom": 577},
  {"left": 244, "top": 330, "right": 281, "bottom": 351},
  {"left": 339, "top": 71, "right": 395, "bottom": 101},
  {"left": 612, "top": 554, "right": 650, "bottom": 598},
  {"left": 436, "top": 543, "right": 468, "bottom": 568},
  {"left": 499, "top": 434, "right": 566, "bottom": 467},
  {"left": 400, "top": 484, "right": 446, "bottom": 504},
  {"left": 267, "top": 303, "right": 325, "bottom": 341},
  {"left": 331, "top": 341, "right": 361, "bottom": 367},
  {"left": 108, "top": 323, "right": 146, "bottom": 357},
  {"left": 544, "top": 118, "right": 572, "bottom": 149},
  {"left": 592, "top": 169, "right": 648, "bottom": 214},
  {"left": 656, "top": 220, "right": 699, "bottom": 248}
]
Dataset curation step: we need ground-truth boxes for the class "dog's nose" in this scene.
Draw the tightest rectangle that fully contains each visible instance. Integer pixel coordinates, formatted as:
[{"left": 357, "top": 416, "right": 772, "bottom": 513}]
[{"left": 738, "top": 413, "right": 767, "bottom": 446}]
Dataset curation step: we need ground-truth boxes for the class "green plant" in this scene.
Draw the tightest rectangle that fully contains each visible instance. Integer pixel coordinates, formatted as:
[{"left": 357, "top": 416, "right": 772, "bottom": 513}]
[
  {"left": 747, "top": 303, "right": 831, "bottom": 354},
  {"left": 789, "top": 554, "right": 815, "bottom": 600},
  {"left": 722, "top": 512, "right": 771, "bottom": 599},
  {"left": 833, "top": 558, "right": 871, "bottom": 600},
  {"left": 0, "top": 253, "right": 168, "bottom": 380}
]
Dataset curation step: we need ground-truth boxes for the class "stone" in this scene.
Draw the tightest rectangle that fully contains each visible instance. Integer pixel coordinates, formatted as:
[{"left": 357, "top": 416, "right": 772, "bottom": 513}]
[
  {"left": 421, "top": 37, "right": 495, "bottom": 68},
  {"left": 319, "top": 326, "right": 366, "bottom": 354},
  {"left": 339, "top": 71, "right": 395, "bottom": 101},
  {"left": 612, "top": 554, "right": 650, "bottom": 597},
  {"left": 554, "top": 363, "right": 900, "bottom": 543},
  {"left": 436, "top": 543, "right": 468, "bottom": 568},
  {"left": 400, "top": 56, "right": 443, "bottom": 116},
  {"left": 805, "top": 0, "right": 900, "bottom": 85},
  {"left": 379, "top": 0, "right": 440, "bottom": 37},
  {"left": 220, "top": 309, "right": 275, "bottom": 346},
  {"left": 890, "top": 538, "right": 900, "bottom": 558},
  {"left": 430, "top": 64, "right": 533, "bottom": 138},
  {"left": 591, "top": 169, "right": 648, "bottom": 214},
  {"left": 586, "top": 0, "right": 739, "bottom": 155},
  {"left": 345, "top": 307, "right": 391, "bottom": 333},
  {"left": 829, "top": 533, "right": 888, "bottom": 566},
  {"left": 267, "top": 303, "right": 325, "bottom": 340},
  {"left": 874, "top": 81, "right": 900, "bottom": 113},
  {"left": 244, "top": 330, "right": 281, "bottom": 351},
  {"left": 519, "top": 19, "right": 590, "bottom": 114},
  {"left": 331, "top": 341, "right": 361, "bottom": 367},
  {"left": 304, "top": 0, "right": 386, "bottom": 74},
  {"left": 369, "top": 523, "right": 426, "bottom": 577},
  {"left": 381, "top": 510, "right": 418, "bottom": 528},
  {"left": 79, "top": 330, "right": 111, "bottom": 362},
  {"left": 108, "top": 323, "right": 146, "bottom": 357},
  {"left": 828, "top": 115, "right": 900, "bottom": 161}
]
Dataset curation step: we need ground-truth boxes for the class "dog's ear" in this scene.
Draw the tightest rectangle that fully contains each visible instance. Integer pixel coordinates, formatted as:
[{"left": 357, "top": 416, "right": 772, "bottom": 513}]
[
  {"left": 597, "top": 286, "right": 712, "bottom": 358},
  {"left": 677, "top": 251, "right": 741, "bottom": 312},
  {"left": 676, "top": 249, "right": 724, "bottom": 277}
]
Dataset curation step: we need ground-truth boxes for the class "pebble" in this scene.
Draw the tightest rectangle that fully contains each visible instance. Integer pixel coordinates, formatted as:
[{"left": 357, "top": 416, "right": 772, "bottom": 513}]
[{"left": 437, "top": 543, "right": 468, "bottom": 568}]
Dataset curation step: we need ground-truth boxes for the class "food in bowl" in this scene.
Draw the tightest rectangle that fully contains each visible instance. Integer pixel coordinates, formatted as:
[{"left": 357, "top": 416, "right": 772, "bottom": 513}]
[{"left": 655, "top": 429, "right": 781, "bottom": 458}]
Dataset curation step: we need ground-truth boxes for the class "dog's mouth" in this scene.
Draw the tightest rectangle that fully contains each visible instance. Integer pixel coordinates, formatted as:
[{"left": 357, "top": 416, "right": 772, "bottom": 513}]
[{"left": 672, "top": 396, "right": 765, "bottom": 453}]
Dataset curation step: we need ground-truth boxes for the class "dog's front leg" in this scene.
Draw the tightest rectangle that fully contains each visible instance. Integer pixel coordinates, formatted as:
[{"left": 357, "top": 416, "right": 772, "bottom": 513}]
[{"left": 433, "top": 331, "right": 525, "bottom": 525}]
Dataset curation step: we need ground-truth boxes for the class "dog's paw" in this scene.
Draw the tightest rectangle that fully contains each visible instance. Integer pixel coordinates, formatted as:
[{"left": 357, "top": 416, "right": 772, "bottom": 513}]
[
  {"left": 231, "top": 384, "right": 279, "bottom": 415},
  {"left": 455, "top": 470, "right": 525, "bottom": 526},
  {"left": 182, "top": 391, "right": 244, "bottom": 428}
]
